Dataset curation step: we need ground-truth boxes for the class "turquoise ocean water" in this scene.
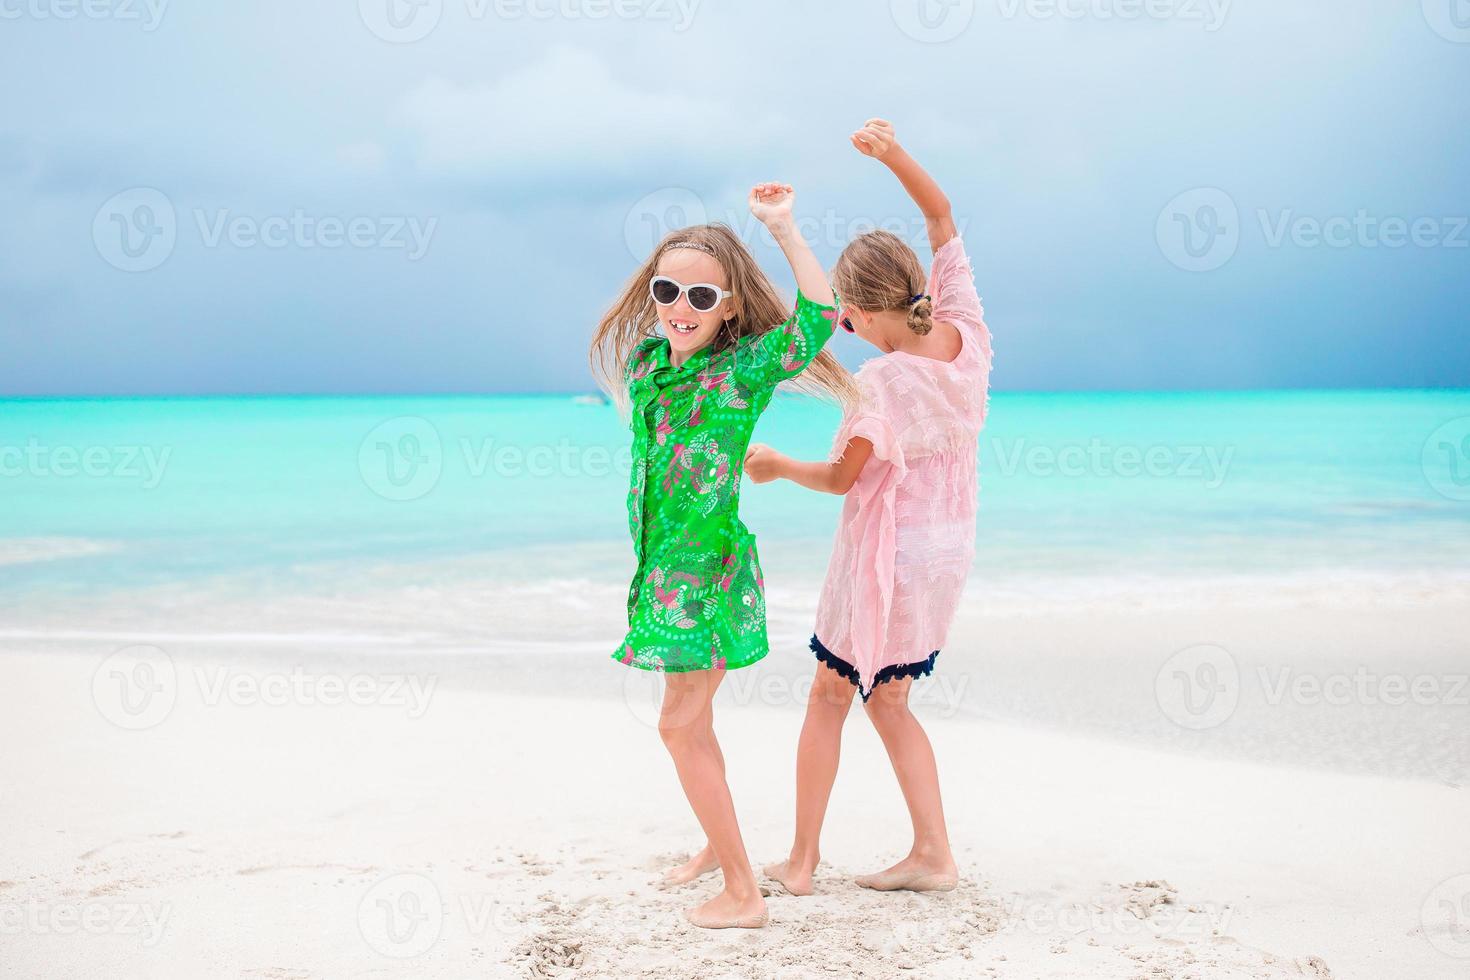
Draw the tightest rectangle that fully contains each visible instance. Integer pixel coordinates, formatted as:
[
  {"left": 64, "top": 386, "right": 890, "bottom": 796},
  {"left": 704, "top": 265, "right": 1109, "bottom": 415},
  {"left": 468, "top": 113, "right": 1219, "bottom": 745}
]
[{"left": 3, "top": 389, "right": 1469, "bottom": 610}]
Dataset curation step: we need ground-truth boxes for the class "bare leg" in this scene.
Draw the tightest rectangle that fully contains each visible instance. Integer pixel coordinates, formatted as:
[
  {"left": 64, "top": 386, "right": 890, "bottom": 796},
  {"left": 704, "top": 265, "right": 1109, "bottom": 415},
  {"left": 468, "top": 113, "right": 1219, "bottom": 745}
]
[
  {"left": 659, "top": 670, "right": 767, "bottom": 928},
  {"left": 764, "top": 665, "right": 855, "bottom": 896},
  {"left": 662, "top": 707, "right": 723, "bottom": 885},
  {"left": 856, "top": 677, "right": 958, "bottom": 892}
]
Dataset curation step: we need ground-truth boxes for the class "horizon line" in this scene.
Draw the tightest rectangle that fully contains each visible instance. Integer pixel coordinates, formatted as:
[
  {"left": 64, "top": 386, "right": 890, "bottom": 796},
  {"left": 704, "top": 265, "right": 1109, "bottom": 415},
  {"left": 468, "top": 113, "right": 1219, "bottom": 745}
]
[{"left": 2, "top": 384, "right": 1468, "bottom": 403}]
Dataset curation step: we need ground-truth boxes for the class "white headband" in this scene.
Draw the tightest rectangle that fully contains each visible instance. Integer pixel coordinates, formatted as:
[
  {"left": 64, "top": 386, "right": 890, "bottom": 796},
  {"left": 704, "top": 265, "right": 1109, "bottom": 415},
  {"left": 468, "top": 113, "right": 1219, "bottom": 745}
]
[{"left": 664, "top": 241, "right": 714, "bottom": 255}]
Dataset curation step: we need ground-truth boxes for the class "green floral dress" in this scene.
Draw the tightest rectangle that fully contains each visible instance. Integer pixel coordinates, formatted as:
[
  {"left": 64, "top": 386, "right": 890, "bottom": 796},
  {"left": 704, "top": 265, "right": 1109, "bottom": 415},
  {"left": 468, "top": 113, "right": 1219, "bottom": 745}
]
[{"left": 615, "top": 292, "right": 838, "bottom": 673}]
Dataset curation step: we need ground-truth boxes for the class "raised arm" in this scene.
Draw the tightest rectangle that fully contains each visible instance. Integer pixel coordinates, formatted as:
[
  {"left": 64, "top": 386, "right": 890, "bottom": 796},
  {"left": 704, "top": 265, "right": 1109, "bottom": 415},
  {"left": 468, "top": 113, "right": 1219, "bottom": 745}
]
[
  {"left": 749, "top": 182, "right": 834, "bottom": 306},
  {"left": 742, "top": 438, "right": 874, "bottom": 495},
  {"left": 852, "top": 119, "right": 958, "bottom": 253},
  {"left": 736, "top": 183, "right": 839, "bottom": 388}
]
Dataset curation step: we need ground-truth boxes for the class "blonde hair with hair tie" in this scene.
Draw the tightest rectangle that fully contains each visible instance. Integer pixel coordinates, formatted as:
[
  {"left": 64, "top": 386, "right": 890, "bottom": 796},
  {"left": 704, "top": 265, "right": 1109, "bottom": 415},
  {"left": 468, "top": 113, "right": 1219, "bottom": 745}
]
[{"left": 832, "top": 229, "right": 934, "bottom": 336}]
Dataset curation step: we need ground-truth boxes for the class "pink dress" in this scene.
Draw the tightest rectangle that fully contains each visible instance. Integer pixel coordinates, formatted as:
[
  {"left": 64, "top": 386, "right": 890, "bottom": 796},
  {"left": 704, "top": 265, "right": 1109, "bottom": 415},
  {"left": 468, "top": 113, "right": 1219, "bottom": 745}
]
[{"left": 812, "top": 236, "right": 992, "bottom": 699}]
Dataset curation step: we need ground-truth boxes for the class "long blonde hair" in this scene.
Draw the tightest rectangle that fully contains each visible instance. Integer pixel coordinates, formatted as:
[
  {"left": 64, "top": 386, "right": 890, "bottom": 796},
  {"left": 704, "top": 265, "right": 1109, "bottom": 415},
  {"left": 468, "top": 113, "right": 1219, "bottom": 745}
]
[
  {"left": 590, "top": 223, "right": 855, "bottom": 408},
  {"left": 832, "top": 229, "right": 935, "bottom": 336}
]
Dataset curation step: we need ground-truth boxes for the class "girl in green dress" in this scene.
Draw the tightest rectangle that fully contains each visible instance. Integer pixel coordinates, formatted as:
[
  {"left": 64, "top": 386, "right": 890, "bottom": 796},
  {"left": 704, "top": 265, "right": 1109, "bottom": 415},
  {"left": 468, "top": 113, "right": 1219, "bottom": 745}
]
[{"left": 590, "top": 183, "right": 852, "bottom": 929}]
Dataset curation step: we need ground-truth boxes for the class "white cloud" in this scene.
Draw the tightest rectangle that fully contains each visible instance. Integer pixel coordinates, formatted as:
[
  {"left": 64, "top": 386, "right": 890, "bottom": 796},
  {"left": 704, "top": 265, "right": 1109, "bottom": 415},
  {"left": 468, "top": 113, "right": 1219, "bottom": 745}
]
[
  {"left": 391, "top": 45, "right": 786, "bottom": 182},
  {"left": 334, "top": 141, "right": 388, "bottom": 175}
]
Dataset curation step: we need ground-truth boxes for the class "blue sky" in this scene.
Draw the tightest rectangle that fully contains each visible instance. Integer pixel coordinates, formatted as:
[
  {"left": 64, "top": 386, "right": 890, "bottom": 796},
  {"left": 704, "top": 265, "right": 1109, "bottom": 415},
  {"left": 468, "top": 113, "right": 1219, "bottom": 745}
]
[{"left": 1, "top": 0, "right": 1467, "bottom": 395}]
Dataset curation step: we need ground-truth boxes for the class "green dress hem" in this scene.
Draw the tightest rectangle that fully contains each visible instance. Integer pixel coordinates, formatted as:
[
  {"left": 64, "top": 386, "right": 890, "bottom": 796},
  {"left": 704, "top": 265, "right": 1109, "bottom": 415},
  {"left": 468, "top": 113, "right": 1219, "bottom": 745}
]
[{"left": 609, "top": 646, "right": 769, "bottom": 674}]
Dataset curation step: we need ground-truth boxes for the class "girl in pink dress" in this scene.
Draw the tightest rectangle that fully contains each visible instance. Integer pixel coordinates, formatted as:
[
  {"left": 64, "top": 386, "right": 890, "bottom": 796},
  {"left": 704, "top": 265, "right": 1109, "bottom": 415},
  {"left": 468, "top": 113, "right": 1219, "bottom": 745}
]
[{"left": 744, "top": 119, "right": 991, "bottom": 896}]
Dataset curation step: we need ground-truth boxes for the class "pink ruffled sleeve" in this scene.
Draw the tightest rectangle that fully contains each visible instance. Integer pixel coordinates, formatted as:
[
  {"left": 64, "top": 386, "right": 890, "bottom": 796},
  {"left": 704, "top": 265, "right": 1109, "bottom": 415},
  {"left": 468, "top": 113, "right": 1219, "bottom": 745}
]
[{"left": 929, "top": 236, "right": 992, "bottom": 366}]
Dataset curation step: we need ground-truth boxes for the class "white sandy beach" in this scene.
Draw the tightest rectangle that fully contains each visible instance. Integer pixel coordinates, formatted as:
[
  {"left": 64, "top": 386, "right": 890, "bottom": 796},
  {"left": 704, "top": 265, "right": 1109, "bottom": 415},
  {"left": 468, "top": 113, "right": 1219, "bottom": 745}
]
[{"left": 3, "top": 578, "right": 1468, "bottom": 979}]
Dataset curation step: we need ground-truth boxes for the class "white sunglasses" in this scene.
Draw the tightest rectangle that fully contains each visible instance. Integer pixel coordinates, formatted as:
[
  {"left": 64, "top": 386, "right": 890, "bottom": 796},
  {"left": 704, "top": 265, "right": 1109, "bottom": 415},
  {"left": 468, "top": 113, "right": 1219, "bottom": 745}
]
[{"left": 649, "top": 275, "right": 732, "bottom": 313}]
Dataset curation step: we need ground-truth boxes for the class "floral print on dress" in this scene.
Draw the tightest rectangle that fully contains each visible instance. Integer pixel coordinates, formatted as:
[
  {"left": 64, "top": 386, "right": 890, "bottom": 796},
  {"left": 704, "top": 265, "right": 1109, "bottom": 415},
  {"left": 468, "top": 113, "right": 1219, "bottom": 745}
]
[{"left": 614, "top": 291, "right": 837, "bottom": 673}]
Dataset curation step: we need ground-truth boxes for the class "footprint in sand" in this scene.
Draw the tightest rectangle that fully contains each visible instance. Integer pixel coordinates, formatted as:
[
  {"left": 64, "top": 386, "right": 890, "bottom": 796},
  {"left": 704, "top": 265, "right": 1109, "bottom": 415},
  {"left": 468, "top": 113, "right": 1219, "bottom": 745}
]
[{"left": 513, "top": 935, "right": 586, "bottom": 978}]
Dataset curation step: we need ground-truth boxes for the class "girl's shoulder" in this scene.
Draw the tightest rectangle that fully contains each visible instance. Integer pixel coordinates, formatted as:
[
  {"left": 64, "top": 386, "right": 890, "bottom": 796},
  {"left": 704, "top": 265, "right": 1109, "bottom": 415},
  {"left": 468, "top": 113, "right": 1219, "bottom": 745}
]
[
  {"left": 851, "top": 352, "right": 922, "bottom": 407},
  {"left": 853, "top": 330, "right": 985, "bottom": 406}
]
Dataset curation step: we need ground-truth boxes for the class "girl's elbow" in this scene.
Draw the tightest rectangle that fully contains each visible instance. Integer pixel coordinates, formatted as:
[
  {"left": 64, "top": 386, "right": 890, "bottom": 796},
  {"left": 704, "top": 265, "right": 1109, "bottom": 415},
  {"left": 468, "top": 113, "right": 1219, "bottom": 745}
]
[{"left": 926, "top": 207, "right": 954, "bottom": 232}]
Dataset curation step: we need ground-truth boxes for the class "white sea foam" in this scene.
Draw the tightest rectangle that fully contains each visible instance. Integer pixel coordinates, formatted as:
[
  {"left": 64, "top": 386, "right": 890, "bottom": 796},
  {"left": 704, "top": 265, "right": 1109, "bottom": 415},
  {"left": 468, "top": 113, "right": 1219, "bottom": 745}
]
[{"left": 0, "top": 537, "right": 119, "bottom": 567}]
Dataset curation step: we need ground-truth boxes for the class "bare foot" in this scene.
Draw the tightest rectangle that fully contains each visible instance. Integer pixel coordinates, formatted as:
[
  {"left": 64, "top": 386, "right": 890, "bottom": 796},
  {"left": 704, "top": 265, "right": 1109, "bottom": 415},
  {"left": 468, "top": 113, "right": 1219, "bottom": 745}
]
[
  {"left": 662, "top": 844, "right": 719, "bottom": 886},
  {"left": 855, "top": 853, "right": 958, "bottom": 893},
  {"left": 762, "top": 858, "right": 816, "bottom": 897},
  {"left": 684, "top": 889, "right": 768, "bottom": 929}
]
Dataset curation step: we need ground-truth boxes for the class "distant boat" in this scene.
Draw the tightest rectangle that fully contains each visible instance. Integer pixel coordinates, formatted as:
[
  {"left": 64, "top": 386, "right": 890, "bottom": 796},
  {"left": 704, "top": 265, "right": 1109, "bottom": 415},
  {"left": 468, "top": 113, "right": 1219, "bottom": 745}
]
[{"left": 573, "top": 393, "right": 611, "bottom": 406}]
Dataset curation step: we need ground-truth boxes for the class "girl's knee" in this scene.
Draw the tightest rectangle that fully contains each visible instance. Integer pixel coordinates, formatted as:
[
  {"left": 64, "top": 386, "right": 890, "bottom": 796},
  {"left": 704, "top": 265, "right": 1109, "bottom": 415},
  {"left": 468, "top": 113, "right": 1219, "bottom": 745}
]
[
  {"left": 863, "top": 689, "right": 912, "bottom": 728},
  {"left": 808, "top": 669, "right": 856, "bottom": 716},
  {"left": 658, "top": 712, "right": 705, "bottom": 751}
]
